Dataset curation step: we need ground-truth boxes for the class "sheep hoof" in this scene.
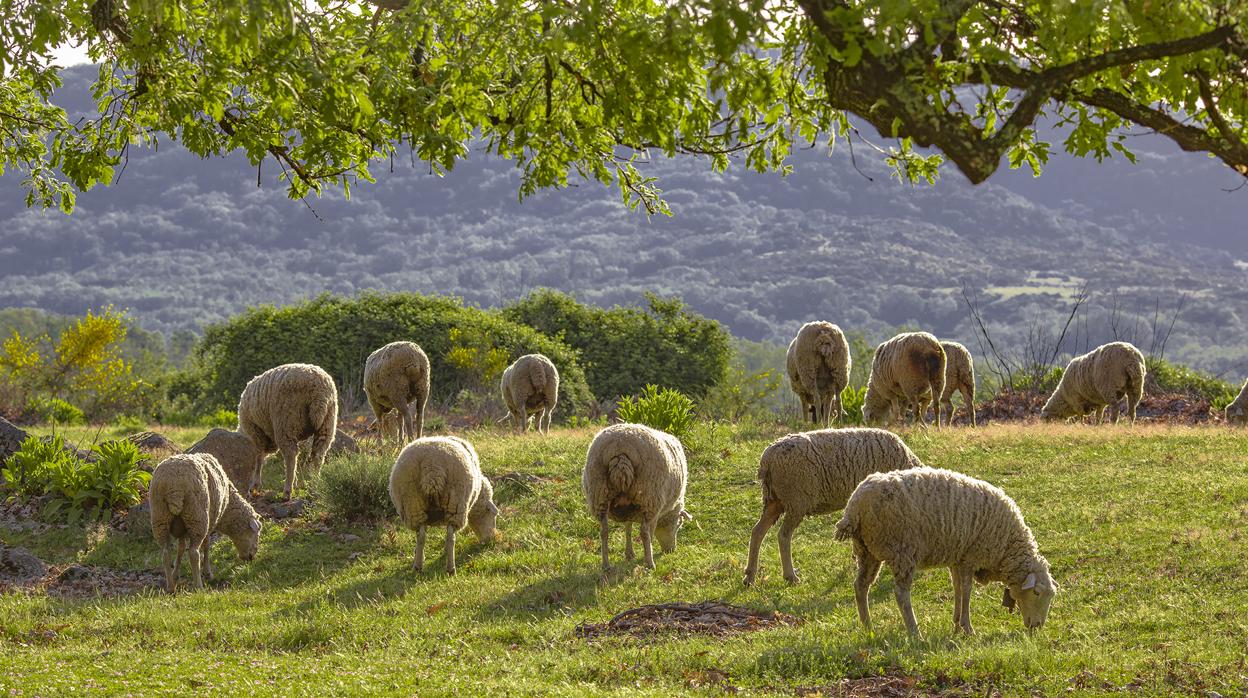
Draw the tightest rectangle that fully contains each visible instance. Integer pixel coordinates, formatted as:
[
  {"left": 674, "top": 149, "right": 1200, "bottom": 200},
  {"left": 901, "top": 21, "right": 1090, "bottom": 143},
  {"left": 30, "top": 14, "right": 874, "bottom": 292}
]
[
  {"left": 784, "top": 572, "right": 800, "bottom": 585},
  {"left": 411, "top": 562, "right": 423, "bottom": 572},
  {"left": 742, "top": 574, "right": 755, "bottom": 587},
  {"left": 446, "top": 566, "right": 456, "bottom": 576}
]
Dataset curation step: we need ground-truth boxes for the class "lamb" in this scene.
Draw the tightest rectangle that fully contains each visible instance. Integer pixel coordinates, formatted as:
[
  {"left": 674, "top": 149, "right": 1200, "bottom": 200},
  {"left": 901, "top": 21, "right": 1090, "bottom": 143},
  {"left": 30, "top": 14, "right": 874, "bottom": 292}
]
[
  {"left": 1227, "top": 379, "right": 1248, "bottom": 426},
  {"left": 861, "top": 332, "right": 946, "bottom": 428},
  {"left": 786, "top": 322, "right": 852, "bottom": 426},
  {"left": 501, "top": 354, "right": 559, "bottom": 434},
  {"left": 1041, "top": 341, "right": 1145, "bottom": 425},
  {"left": 389, "top": 436, "right": 498, "bottom": 575},
  {"left": 835, "top": 467, "right": 1057, "bottom": 636},
  {"left": 237, "top": 363, "right": 339, "bottom": 500},
  {"left": 187, "top": 428, "right": 262, "bottom": 493},
  {"left": 742, "top": 428, "right": 926, "bottom": 587},
  {"left": 582, "top": 423, "right": 691, "bottom": 571},
  {"left": 363, "top": 341, "right": 431, "bottom": 444},
  {"left": 938, "top": 341, "right": 977, "bottom": 427},
  {"left": 148, "top": 453, "right": 262, "bottom": 592}
]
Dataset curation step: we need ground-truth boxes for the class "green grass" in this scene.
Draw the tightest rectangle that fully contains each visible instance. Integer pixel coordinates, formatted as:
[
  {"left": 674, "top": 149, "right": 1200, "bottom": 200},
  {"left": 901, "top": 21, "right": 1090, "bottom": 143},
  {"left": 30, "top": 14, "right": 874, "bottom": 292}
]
[{"left": 3, "top": 422, "right": 1248, "bottom": 695}]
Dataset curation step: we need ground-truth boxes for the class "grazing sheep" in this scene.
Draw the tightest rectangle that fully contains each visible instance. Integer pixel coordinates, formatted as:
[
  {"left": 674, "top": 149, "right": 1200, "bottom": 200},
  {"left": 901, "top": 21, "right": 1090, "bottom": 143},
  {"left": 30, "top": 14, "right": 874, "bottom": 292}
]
[
  {"left": 862, "top": 332, "right": 946, "bottom": 428},
  {"left": 786, "top": 322, "right": 852, "bottom": 426},
  {"left": 364, "top": 341, "right": 431, "bottom": 444},
  {"left": 583, "top": 423, "right": 690, "bottom": 571},
  {"left": 939, "top": 341, "right": 977, "bottom": 427},
  {"left": 1041, "top": 342, "right": 1145, "bottom": 425},
  {"left": 237, "top": 363, "right": 339, "bottom": 500},
  {"left": 389, "top": 436, "right": 498, "bottom": 575},
  {"left": 743, "top": 428, "right": 925, "bottom": 586},
  {"left": 149, "top": 453, "right": 262, "bottom": 592},
  {"left": 1225, "top": 379, "right": 1247, "bottom": 426},
  {"left": 187, "top": 428, "right": 262, "bottom": 493},
  {"left": 501, "top": 354, "right": 559, "bottom": 434},
  {"left": 835, "top": 467, "right": 1056, "bottom": 636}
]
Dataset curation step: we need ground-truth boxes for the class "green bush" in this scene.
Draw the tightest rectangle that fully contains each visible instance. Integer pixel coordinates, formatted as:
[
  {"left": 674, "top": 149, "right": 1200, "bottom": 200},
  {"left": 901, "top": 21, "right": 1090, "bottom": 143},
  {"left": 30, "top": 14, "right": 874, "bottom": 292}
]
[
  {"left": 191, "top": 292, "right": 594, "bottom": 418},
  {"left": 1, "top": 435, "right": 75, "bottom": 493},
  {"left": 502, "top": 289, "right": 730, "bottom": 401},
  {"left": 699, "top": 363, "right": 781, "bottom": 421},
  {"left": 111, "top": 414, "right": 147, "bottom": 432},
  {"left": 25, "top": 397, "right": 86, "bottom": 425},
  {"left": 308, "top": 453, "right": 394, "bottom": 523},
  {"left": 839, "top": 386, "right": 867, "bottom": 425},
  {"left": 1146, "top": 358, "right": 1236, "bottom": 407},
  {"left": 205, "top": 408, "right": 237, "bottom": 428},
  {"left": 1, "top": 436, "right": 150, "bottom": 523},
  {"left": 1007, "top": 365, "right": 1064, "bottom": 395},
  {"left": 617, "top": 385, "right": 696, "bottom": 438}
]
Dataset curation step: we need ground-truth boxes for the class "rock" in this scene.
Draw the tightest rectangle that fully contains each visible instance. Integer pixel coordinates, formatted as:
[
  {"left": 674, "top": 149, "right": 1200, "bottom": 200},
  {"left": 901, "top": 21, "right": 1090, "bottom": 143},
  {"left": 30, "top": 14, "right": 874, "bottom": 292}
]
[
  {"left": 0, "top": 417, "right": 29, "bottom": 464},
  {"left": 125, "top": 431, "right": 182, "bottom": 470},
  {"left": 126, "top": 501, "right": 152, "bottom": 538},
  {"left": 267, "top": 498, "right": 308, "bottom": 520},
  {"left": 329, "top": 431, "right": 359, "bottom": 455},
  {"left": 57, "top": 564, "right": 92, "bottom": 582},
  {"left": 0, "top": 544, "right": 48, "bottom": 586},
  {"left": 340, "top": 533, "right": 361, "bottom": 543}
]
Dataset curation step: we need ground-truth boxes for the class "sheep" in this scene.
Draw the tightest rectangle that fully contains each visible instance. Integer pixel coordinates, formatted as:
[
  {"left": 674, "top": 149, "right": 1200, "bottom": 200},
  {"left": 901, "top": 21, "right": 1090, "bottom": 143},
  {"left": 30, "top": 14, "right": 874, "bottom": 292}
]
[
  {"left": 862, "top": 332, "right": 946, "bottom": 428},
  {"left": 742, "top": 428, "right": 925, "bottom": 587},
  {"left": 582, "top": 423, "right": 690, "bottom": 571},
  {"left": 364, "top": 341, "right": 431, "bottom": 444},
  {"left": 1041, "top": 341, "right": 1145, "bottom": 425},
  {"left": 148, "top": 453, "right": 262, "bottom": 592},
  {"left": 786, "top": 322, "right": 852, "bottom": 426},
  {"left": 835, "top": 467, "right": 1057, "bottom": 636},
  {"left": 501, "top": 354, "right": 559, "bottom": 434},
  {"left": 237, "top": 363, "right": 339, "bottom": 500},
  {"left": 938, "top": 341, "right": 976, "bottom": 427},
  {"left": 1227, "top": 379, "right": 1248, "bottom": 426},
  {"left": 389, "top": 436, "right": 498, "bottom": 574},
  {"left": 187, "top": 428, "right": 262, "bottom": 493}
]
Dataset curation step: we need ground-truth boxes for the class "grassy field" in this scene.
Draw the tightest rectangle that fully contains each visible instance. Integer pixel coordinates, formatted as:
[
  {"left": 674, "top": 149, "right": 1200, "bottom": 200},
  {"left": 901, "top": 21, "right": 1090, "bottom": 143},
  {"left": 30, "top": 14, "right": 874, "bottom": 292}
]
[{"left": 2, "top": 422, "right": 1247, "bottom": 696}]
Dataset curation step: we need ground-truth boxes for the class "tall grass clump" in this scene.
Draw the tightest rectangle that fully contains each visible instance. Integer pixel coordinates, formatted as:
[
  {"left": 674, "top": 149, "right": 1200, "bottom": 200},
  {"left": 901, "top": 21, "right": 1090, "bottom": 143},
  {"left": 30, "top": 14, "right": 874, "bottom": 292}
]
[
  {"left": 309, "top": 452, "right": 394, "bottom": 522},
  {"left": 617, "top": 384, "right": 696, "bottom": 437}
]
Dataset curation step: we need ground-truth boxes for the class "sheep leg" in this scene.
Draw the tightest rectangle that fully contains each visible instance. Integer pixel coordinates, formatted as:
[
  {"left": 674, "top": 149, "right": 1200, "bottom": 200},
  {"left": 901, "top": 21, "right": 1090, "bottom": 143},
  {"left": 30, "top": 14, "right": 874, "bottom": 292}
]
[
  {"left": 1127, "top": 394, "right": 1139, "bottom": 425},
  {"left": 445, "top": 523, "right": 457, "bottom": 575},
  {"left": 640, "top": 516, "right": 656, "bottom": 570},
  {"left": 853, "top": 549, "right": 882, "bottom": 630},
  {"left": 414, "top": 399, "right": 425, "bottom": 440},
  {"left": 1093, "top": 406, "right": 1106, "bottom": 425},
  {"left": 188, "top": 540, "right": 204, "bottom": 590},
  {"left": 368, "top": 397, "right": 388, "bottom": 442},
  {"left": 413, "top": 525, "right": 425, "bottom": 572},
  {"left": 955, "top": 566, "right": 975, "bottom": 634},
  {"left": 939, "top": 398, "right": 952, "bottom": 427},
  {"left": 744, "top": 499, "right": 784, "bottom": 586},
  {"left": 892, "top": 564, "right": 920, "bottom": 637},
  {"left": 962, "top": 387, "right": 976, "bottom": 427},
  {"left": 279, "top": 444, "right": 299, "bottom": 501},
  {"left": 949, "top": 567, "right": 962, "bottom": 630},
  {"left": 161, "top": 540, "right": 178, "bottom": 593},
  {"left": 1107, "top": 399, "right": 1121, "bottom": 425},
  {"left": 399, "top": 403, "right": 414, "bottom": 444},
  {"left": 623, "top": 522, "right": 635, "bottom": 560},
  {"left": 778, "top": 513, "right": 804, "bottom": 585},
  {"left": 200, "top": 537, "right": 213, "bottom": 583},
  {"left": 598, "top": 513, "right": 611, "bottom": 571}
]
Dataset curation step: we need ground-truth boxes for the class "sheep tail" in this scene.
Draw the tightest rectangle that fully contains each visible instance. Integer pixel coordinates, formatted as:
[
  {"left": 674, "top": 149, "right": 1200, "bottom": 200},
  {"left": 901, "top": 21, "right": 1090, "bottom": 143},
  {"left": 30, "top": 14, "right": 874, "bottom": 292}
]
[
  {"left": 164, "top": 488, "right": 187, "bottom": 517},
  {"left": 833, "top": 512, "right": 856, "bottom": 542},
  {"left": 758, "top": 462, "right": 776, "bottom": 502},
  {"left": 1124, "top": 357, "right": 1145, "bottom": 398},
  {"left": 607, "top": 453, "right": 634, "bottom": 492},
  {"left": 419, "top": 462, "right": 447, "bottom": 494},
  {"left": 529, "top": 360, "right": 547, "bottom": 391}
]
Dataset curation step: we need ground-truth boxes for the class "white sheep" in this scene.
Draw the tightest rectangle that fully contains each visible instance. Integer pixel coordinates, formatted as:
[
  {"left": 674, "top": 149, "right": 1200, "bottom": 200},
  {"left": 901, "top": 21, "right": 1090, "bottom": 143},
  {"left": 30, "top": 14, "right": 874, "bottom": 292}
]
[
  {"left": 237, "top": 363, "right": 339, "bottom": 500},
  {"left": 364, "top": 341, "right": 431, "bottom": 444},
  {"left": 939, "top": 341, "right": 976, "bottom": 427},
  {"left": 743, "top": 428, "right": 925, "bottom": 586},
  {"left": 862, "top": 332, "right": 946, "bottom": 428},
  {"left": 1227, "top": 379, "right": 1248, "bottom": 426},
  {"left": 1041, "top": 341, "right": 1145, "bottom": 424},
  {"left": 501, "top": 354, "right": 559, "bottom": 434},
  {"left": 582, "top": 423, "right": 690, "bottom": 571},
  {"left": 186, "top": 428, "right": 262, "bottom": 493},
  {"left": 835, "top": 467, "right": 1057, "bottom": 636},
  {"left": 786, "top": 322, "right": 852, "bottom": 426},
  {"left": 149, "top": 453, "right": 262, "bottom": 592},
  {"left": 389, "top": 436, "right": 498, "bottom": 574}
]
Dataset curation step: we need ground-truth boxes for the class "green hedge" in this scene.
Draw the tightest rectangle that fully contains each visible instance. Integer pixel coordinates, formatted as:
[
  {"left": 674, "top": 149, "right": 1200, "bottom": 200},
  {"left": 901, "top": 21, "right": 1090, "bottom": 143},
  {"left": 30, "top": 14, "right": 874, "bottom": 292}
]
[
  {"left": 501, "top": 289, "right": 730, "bottom": 401},
  {"left": 192, "top": 293, "right": 595, "bottom": 415}
]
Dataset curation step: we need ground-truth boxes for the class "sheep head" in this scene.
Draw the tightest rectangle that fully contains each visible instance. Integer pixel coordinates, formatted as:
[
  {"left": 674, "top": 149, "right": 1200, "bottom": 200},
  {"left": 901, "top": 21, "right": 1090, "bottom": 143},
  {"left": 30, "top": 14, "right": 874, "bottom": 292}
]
[
  {"left": 1006, "top": 564, "right": 1057, "bottom": 631},
  {"left": 469, "top": 480, "right": 499, "bottom": 543}
]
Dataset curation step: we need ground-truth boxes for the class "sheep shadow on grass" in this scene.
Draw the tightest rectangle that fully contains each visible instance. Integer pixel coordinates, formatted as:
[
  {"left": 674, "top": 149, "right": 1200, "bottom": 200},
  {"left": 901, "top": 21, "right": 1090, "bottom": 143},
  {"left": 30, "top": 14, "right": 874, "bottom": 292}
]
[{"left": 476, "top": 564, "right": 624, "bottom": 621}]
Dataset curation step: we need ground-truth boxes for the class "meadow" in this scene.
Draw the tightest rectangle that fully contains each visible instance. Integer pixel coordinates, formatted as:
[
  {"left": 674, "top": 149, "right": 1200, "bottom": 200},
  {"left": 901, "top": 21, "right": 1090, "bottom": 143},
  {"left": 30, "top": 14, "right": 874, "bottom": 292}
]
[{"left": 1, "top": 421, "right": 1247, "bottom": 696}]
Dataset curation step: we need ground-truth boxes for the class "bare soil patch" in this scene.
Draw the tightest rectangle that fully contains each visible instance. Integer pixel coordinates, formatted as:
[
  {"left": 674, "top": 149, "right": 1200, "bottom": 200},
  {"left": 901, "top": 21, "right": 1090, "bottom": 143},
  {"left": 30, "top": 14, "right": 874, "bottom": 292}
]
[{"left": 574, "top": 601, "right": 800, "bottom": 640}]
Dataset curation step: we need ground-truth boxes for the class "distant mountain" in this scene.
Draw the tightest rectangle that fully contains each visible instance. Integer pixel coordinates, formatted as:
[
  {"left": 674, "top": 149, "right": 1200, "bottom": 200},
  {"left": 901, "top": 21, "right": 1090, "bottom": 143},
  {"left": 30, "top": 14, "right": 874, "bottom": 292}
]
[{"left": 2, "top": 66, "right": 1246, "bottom": 377}]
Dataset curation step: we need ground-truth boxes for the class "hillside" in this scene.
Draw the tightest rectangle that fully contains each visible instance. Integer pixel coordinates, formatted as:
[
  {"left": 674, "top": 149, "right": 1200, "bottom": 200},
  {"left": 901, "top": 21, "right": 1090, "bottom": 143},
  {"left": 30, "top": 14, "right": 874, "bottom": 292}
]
[{"left": 1, "top": 67, "right": 1246, "bottom": 376}]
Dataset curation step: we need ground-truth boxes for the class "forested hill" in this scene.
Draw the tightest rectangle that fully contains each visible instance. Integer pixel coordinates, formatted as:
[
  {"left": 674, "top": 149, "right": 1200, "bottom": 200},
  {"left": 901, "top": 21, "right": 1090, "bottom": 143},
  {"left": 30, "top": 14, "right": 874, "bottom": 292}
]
[{"left": 1, "top": 66, "right": 1246, "bottom": 376}]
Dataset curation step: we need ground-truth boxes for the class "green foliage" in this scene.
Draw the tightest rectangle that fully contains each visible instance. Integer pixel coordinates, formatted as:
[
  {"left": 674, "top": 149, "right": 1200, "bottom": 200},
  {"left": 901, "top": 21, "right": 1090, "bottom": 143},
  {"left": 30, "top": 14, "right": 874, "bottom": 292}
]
[
  {"left": 308, "top": 453, "right": 394, "bottom": 523},
  {"left": 192, "top": 292, "right": 594, "bottom": 418},
  {"left": 502, "top": 289, "right": 730, "bottom": 401},
  {"left": 1008, "top": 366, "right": 1065, "bottom": 395},
  {"left": 110, "top": 414, "right": 147, "bottom": 433},
  {"left": 1146, "top": 358, "right": 1236, "bottom": 407},
  {"left": 24, "top": 396, "right": 85, "bottom": 425},
  {"left": 700, "top": 364, "right": 781, "bottom": 421},
  {"left": 839, "top": 386, "right": 867, "bottom": 425},
  {"left": 617, "top": 385, "right": 696, "bottom": 438},
  {"left": 0, "top": 435, "right": 149, "bottom": 524},
  {"left": 205, "top": 409, "right": 238, "bottom": 428}
]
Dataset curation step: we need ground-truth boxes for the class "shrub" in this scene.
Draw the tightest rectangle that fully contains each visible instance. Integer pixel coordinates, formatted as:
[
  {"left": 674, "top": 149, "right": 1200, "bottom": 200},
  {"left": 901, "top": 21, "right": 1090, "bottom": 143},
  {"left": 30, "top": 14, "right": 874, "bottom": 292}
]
[
  {"left": 617, "top": 385, "right": 696, "bottom": 438},
  {"left": 25, "top": 397, "right": 86, "bottom": 425},
  {"left": 192, "top": 292, "right": 594, "bottom": 418},
  {"left": 839, "top": 386, "right": 867, "bottom": 425},
  {"left": 308, "top": 453, "right": 394, "bottom": 523},
  {"left": 699, "top": 363, "right": 781, "bottom": 421},
  {"left": 205, "top": 408, "right": 237, "bottom": 428},
  {"left": 111, "top": 414, "right": 147, "bottom": 432},
  {"left": 1, "top": 435, "right": 75, "bottom": 494},
  {"left": 1, "top": 436, "right": 149, "bottom": 523},
  {"left": 1146, "top": 358, "right": 1236, "bottom": 406},
  {"left": 502, "top": 289, "right": 731, "bottom": 401}
]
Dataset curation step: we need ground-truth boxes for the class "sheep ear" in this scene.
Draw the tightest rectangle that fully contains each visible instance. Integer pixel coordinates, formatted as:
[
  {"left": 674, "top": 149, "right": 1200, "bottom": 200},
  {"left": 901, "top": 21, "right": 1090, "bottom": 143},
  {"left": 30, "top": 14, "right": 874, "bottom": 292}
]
[
  {"left": 1002, "top": 585, "right": 1016, "bottom": 612},
  {"left": 1021, "top": 573, "right": 1037, "bottom": 590},
  {"left": 249, "top": 519, "right": 261, "bottom": 533}
]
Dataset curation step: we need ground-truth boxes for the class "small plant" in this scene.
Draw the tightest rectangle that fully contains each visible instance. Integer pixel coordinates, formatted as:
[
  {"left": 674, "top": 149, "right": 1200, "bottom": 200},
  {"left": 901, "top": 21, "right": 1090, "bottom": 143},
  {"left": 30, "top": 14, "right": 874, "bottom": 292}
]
[
  {"left": 25, "top": 397, "right": 86, "bottom": 425},
  {"left": 2, "top": 435, "right": 76, "bottom": 494},
  {"left": 839, "top": 386, "right": 867, "bottom": 425},
  {"left": 308, "top": 453, "right": 394, "bottom": 522},
  {"left": 0, "top": 435, "right": 149, "bottom": 523},
  {"left": 617, "top": 384, "right": 696, "bottom": 438}
]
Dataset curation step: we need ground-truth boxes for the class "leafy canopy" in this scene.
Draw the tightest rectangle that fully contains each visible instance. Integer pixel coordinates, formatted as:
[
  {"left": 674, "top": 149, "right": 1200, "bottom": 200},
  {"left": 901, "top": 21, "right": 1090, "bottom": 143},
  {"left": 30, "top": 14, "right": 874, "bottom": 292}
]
[{"left": 4, "top": 0, "right": 1248, "bottom": 213}]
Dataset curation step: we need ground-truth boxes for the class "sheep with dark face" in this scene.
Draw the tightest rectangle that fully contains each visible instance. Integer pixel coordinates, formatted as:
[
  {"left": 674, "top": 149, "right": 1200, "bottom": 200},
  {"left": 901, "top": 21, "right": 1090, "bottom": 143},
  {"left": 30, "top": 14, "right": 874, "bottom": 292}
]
[
  {"left": 862, "top": 332, "right": 946, "bottom": 428},
  {"left": 786, "top": 322, "right": 852, "bottom": 426}
]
